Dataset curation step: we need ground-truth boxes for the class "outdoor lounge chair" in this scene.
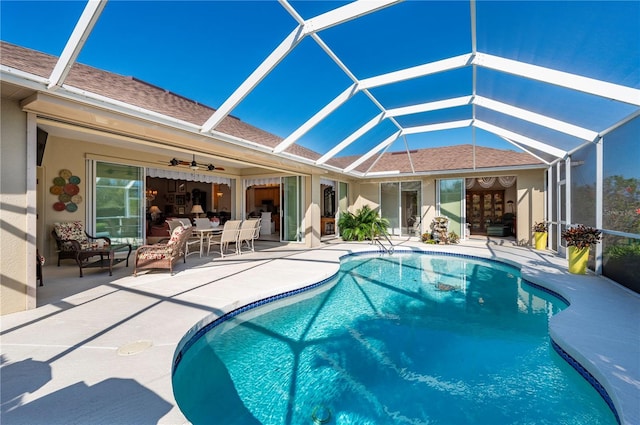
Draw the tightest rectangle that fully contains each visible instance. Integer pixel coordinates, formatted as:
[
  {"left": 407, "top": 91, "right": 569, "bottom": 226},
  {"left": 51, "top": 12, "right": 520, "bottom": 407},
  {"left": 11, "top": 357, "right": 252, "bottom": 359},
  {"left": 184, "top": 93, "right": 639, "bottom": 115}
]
[
  {"left": 133, "top": 225, "right": 190, "bottom": 276},
  {"left": 207, "top": 220, "right": 242, "bottom": 257},
  {"left": 237, "top": 218, "right": 261, "bottom": 254}
]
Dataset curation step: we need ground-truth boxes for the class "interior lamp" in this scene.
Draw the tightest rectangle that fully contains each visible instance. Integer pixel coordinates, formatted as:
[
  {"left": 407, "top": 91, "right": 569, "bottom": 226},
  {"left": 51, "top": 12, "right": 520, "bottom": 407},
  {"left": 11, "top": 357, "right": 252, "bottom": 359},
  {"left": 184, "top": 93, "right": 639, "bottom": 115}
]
[
  {"left": 507, "top": 200, "right": 514, "bottom": 213},
  {"left": 190, "top": 204, "right": 204, "bottom": 217},
  {"left": 145, "top": 188, "right": 158, "bottom": 201}
]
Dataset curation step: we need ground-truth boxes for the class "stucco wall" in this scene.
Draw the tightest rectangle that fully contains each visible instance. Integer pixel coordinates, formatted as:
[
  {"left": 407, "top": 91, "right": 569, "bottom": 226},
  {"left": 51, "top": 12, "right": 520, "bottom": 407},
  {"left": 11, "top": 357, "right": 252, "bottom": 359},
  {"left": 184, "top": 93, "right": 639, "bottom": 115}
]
[
  {"left": 1, "top": 98, "right": 31, "bottom": 314},
  {"left": 515, "top": 169, "right": 546, "bottom": 244},
  {"left": 40, "top": 136, "right": 88, "bottom": 260}
]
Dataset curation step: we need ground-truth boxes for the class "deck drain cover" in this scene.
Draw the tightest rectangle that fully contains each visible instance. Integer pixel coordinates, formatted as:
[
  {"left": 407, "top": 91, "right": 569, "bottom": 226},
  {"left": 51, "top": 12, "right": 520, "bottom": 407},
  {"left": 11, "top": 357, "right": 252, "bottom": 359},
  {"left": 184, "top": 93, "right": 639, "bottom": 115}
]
[{"left": 117, "top": 340, "right": 153, "bottom": 356}]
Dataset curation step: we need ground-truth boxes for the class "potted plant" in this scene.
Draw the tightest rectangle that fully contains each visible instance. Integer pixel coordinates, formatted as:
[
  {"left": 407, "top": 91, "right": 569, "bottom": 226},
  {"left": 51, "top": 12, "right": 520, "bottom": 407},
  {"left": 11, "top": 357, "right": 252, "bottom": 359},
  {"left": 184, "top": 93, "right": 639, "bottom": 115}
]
[
  {"left": 561, "top": 225, "right": 602, "bottom": 274},
  {"left": 532, "top": 222, "right": 548, "bottom": 250}
]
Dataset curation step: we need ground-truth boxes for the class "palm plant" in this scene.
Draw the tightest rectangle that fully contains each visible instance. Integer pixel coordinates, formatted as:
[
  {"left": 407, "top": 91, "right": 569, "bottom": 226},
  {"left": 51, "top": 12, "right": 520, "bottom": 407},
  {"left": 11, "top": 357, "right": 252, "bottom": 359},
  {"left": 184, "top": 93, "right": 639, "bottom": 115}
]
[{"left": 338, "top": 205, "right": 389, "bottom": 241}]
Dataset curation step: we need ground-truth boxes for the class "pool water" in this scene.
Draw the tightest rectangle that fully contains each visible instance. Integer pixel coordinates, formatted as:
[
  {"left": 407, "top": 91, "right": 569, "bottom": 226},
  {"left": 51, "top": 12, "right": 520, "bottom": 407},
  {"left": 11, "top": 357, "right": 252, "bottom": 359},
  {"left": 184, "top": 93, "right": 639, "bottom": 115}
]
[{"left": 172, "top": 253, "right": 617, "bottom": 424}]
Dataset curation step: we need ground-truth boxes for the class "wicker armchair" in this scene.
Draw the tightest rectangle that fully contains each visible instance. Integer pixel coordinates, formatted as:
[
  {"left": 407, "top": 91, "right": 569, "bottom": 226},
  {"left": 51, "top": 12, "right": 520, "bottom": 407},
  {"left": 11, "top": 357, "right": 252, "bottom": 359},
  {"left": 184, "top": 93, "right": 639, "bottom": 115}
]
[
  {"left": 133, "top": 225, "right": 190, "bottom": 276},
  {"left": 52, "top": 221, "right": 111, "bottom": 267}
]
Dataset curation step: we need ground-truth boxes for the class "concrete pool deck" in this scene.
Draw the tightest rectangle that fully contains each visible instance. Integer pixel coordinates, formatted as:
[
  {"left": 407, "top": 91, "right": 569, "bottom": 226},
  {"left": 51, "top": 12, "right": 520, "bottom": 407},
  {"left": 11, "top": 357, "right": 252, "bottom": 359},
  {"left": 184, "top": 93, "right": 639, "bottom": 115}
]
[{"left": 2, "top": 238, "right": 638, "bottom": 424}]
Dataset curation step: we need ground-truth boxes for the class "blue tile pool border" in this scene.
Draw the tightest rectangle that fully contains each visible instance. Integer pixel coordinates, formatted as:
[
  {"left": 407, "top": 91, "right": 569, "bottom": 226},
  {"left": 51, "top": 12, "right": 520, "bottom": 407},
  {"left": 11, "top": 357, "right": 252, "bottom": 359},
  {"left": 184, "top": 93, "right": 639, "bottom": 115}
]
[
  {"left": 551, "top": 339, "right": 620, "bottom": 424},
  {"left": 171, "top": 249, "right": 619, "bottom": 423}
]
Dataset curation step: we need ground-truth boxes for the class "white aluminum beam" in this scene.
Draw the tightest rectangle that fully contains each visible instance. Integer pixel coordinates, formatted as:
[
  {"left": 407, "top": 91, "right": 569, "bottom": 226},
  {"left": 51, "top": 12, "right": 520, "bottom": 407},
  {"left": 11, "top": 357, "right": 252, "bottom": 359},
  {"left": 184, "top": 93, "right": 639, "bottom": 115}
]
[
  {"left": 475, "top": 52, "right": 640, "bottom": 106},
  {"left": 475, "top": 120, "right": 566, "bottom": 158},
  {"left": 474, "top": 96, "right": 599, "bottom": 141},
  {"left": 204, "top": 0, "right": 399, "bottom": 134},
  {"left": 201, "top": 25, "right": 306, "bottom": 133},
  {"left": 497, "top": 136, "right": 552, "bottom": 165},
  {"left": 386, "top": 96, "right": 472, "bottom": 117},
  {"left": 316, "top": 112, "right": 386, "bottom": 164},
  {"left": 401, "top": 119, "right": 471, "bottom": 135},
  {"left": 302, "top": 0, "right": 401, "bottom": 34},
  {"left": 48, "top": 0, "right": 107, "bottom": 89},
  {"left": 273, "top": 83, "right": 359, "bottom": 153},
  {"left": 359, "top": 54, "right": 472, "bottom": 90},
  {"left": 344, "top": 130, "right": 402, "bottom": 172}
]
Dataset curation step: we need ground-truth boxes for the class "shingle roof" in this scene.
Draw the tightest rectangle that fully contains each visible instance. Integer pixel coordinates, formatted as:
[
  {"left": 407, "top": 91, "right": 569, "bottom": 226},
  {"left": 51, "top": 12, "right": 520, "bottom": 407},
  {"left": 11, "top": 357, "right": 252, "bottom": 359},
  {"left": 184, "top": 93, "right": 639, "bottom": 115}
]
[
  {"left": 0, "top": 41, "right": 320, "bottom": 162},
  {"left": 328, "top": 144, "right": 542, "bottom": 174},
  {"left": 1, "top": 41, "right": 543, "bottom": 174}
]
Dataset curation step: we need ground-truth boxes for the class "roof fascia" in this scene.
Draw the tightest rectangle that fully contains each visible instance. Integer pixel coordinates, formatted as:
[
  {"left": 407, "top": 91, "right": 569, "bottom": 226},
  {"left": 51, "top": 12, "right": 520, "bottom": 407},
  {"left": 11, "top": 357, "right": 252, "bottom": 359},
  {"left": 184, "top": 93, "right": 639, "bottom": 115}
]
[
  {"left": 357, "top": 163, "right": 548, "bottom": 182},
  {"left": 474, "top": 52, "right": 640, "bottom": 107},
  {"left": 475, "top": 120, "right": 566, "bottom": 158},
  {"left": 1, "top": 65, "right": 49, "bottom": 88},
  {"left": 48, "top": 0, "right": 106, "bottom": 90},
  {"left": 20, "top": 84, "right": 296, "bottom": 165},
  {"left": 474, "top": 96, "right": 599, "bottom": 141}
]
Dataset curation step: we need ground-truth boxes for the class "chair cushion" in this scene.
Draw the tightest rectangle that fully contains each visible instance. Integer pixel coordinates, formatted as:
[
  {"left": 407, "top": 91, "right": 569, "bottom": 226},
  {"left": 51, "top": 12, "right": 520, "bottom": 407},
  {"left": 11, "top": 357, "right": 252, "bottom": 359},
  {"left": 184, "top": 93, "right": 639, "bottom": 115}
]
[
  {"left": 137, "top": 248, "right": 171, "bottom": 261},
  {"left": 54, "top": 221, "right": 89, "bottom": 250},
  {"left": 167, "top": 225, "right": 187, "bottom": 247}
]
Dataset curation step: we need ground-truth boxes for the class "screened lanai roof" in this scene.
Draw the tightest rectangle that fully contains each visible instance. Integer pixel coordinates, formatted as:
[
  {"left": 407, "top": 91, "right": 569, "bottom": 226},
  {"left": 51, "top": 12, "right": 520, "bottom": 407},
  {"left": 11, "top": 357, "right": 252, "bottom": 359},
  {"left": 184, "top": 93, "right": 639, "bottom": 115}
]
[{"left": 1, "top": 1, "right": 639, "bottom": 177}]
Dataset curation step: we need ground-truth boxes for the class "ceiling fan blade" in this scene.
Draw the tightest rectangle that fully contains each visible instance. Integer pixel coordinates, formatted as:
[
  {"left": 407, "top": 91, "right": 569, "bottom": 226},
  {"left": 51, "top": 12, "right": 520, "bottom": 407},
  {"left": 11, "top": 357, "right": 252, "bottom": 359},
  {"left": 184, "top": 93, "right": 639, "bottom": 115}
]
[{"left": 165, "top": 157, "right": 224, "bottom": 171}]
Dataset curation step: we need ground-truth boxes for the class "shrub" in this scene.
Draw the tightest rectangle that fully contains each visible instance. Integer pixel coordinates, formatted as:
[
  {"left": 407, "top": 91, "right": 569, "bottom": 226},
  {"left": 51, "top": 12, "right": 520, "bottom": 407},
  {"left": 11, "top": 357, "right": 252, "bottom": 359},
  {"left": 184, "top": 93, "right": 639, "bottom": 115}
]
[
  {"left": 337, "top": 205, "right": 389, "bottom": 241},
  {"left": 562, "top": 225, "right": 602, "bottom": 249},
  {"left": 532, "top": 222, "right": 548, "bottom": 232}
]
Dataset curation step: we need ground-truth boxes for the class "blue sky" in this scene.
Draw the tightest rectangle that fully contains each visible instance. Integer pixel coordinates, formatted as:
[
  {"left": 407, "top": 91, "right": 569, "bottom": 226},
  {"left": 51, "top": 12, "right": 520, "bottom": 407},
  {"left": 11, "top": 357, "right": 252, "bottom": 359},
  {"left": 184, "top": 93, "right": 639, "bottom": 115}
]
[{"left": 1, "top": 1, "right": 638, "bottom": 159}]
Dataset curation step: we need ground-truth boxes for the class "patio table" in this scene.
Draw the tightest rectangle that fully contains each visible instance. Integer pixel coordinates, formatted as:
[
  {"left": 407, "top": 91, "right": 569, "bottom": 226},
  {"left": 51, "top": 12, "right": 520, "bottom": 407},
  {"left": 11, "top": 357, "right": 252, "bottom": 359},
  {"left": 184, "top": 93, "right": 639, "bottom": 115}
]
[
  {"left": 74, "top": 243, "right": 132, "bottom": 277},
  {"left": 193, "top": 227, "right": 223, "bottom": 257}
]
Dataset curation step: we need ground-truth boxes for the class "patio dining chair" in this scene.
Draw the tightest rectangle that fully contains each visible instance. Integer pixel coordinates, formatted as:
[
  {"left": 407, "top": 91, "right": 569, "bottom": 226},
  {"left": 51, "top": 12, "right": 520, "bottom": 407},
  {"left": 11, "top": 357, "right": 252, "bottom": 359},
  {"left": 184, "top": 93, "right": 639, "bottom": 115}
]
[
  {"left": 238, "top": 218, "right": 261, "bottom": 254},
  {"left": 207, "top": 220, "right": 242, "bottom": 257}
]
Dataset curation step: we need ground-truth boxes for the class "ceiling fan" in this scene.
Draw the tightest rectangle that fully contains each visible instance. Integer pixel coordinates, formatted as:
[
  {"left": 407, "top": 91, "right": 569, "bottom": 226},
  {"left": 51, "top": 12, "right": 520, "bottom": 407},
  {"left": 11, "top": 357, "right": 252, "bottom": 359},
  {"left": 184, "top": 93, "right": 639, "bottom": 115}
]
[{"left": 167, "top": 155, "right": 224, "bottom": 171}]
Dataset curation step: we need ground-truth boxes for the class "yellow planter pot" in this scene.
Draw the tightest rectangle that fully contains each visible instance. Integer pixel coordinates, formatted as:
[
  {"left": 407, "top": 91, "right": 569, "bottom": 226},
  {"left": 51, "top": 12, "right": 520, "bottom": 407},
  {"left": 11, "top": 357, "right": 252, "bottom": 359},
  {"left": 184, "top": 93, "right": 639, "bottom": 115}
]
[
  {"left": 568, "top": 246, "right": 590, "bottom": 274},
  {"left": 534, "top": 232, "right": 547, "bottom": 250}
]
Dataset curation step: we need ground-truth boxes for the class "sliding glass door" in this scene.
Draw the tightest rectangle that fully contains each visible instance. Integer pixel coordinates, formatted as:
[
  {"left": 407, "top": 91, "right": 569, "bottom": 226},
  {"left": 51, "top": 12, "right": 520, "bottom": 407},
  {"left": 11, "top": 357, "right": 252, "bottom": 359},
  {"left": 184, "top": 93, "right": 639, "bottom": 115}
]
[
  {"left": 380, "top": 181, "right": 421, "bottom": 236},
  {"left": 438, "top": 178, "right": 464, "bottom": 237},
  {"left": 92, "top": 161, "right": 144, "bottom": 246},
  {"left": 281, "top": 176, "right": 304, "bottom": 242}
]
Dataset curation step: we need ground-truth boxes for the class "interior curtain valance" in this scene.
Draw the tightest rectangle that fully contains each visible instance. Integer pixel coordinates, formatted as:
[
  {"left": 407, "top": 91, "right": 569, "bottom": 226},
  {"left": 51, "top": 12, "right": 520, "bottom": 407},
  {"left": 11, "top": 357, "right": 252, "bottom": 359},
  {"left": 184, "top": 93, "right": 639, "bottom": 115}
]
[
  {"left": 466, "top": 178, "right": 476, "bottom": 189},
  {"left": 243, "top": 177, "right": 280, "bottom": 189},
  {"left": 498, "top": 176, "right": 517, "bottom": 188},
  {"left": 320, "top": 178, "right": 336, "bottom": 188},
  {"left": 477, "top": 177, "right": 496, "bottom": 188},
  {"left": 147, "top": 168, "right": 231, "bottom": 185}
]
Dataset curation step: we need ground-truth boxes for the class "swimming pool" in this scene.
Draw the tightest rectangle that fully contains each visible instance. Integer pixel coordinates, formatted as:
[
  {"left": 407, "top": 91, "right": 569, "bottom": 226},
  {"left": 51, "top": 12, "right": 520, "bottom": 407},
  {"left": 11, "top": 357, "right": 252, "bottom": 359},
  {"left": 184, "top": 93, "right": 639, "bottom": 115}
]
[{"left": 172, "top": 252, "right": 617, "bottom": 424}]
